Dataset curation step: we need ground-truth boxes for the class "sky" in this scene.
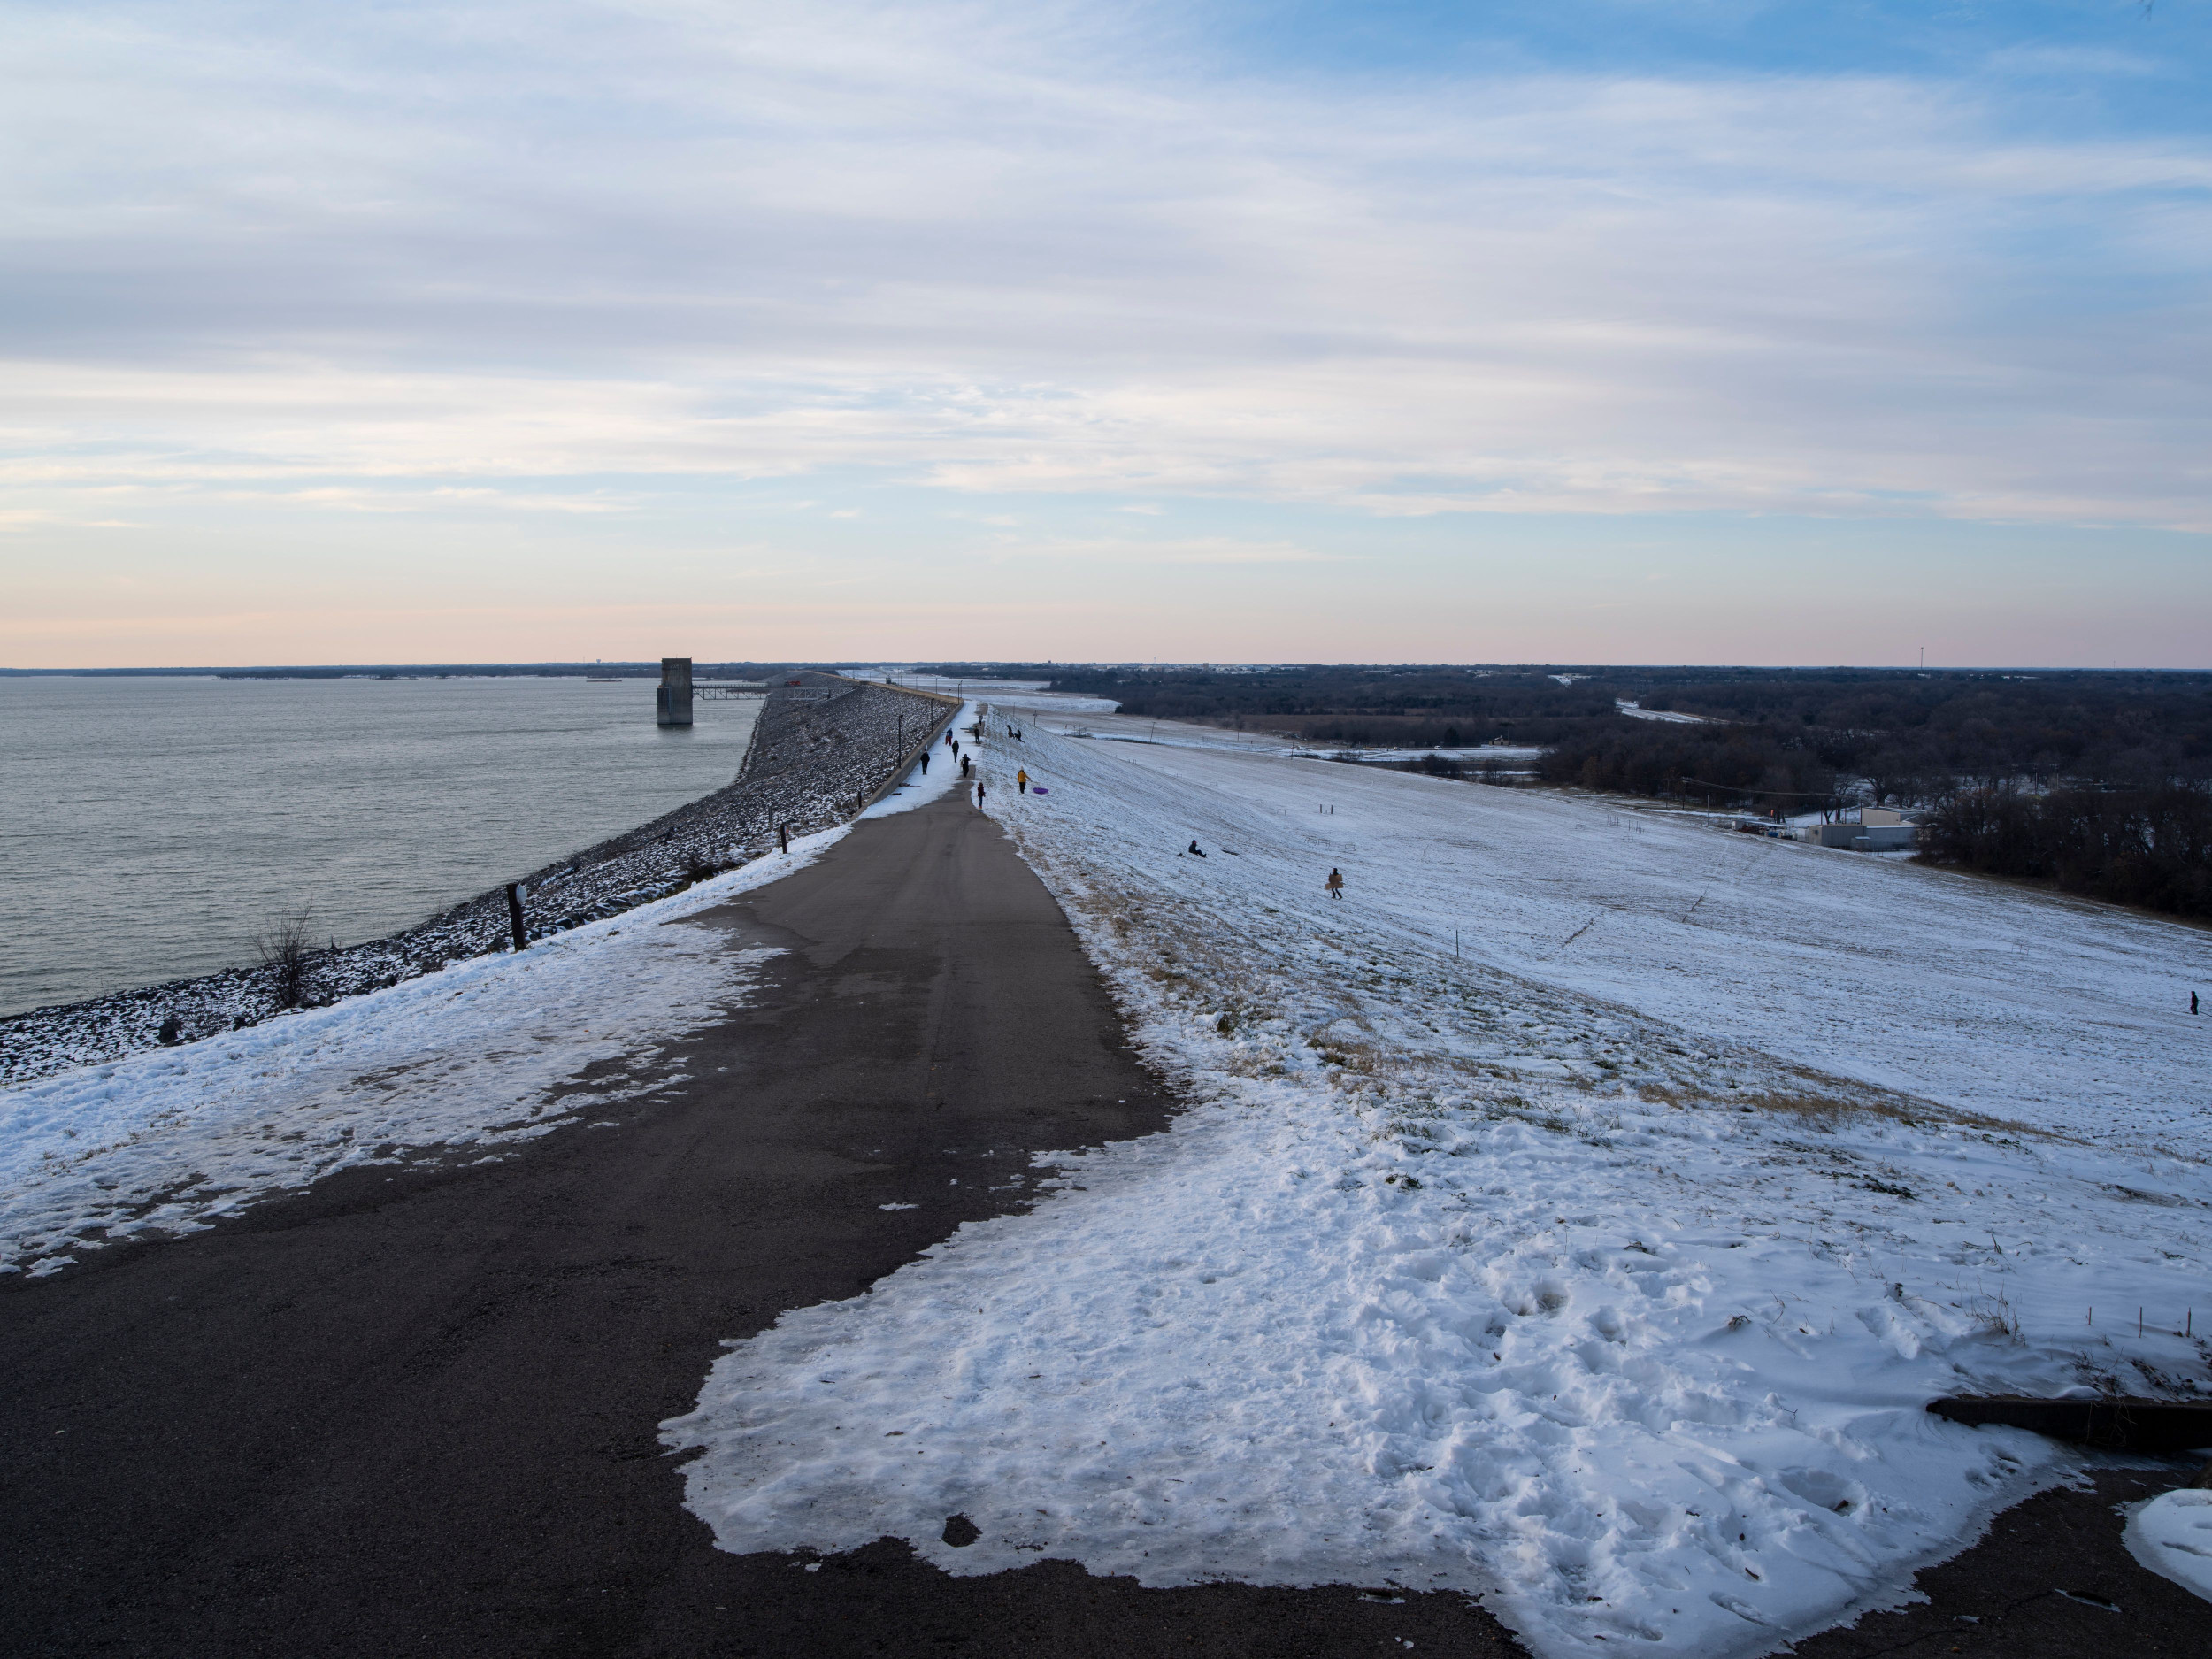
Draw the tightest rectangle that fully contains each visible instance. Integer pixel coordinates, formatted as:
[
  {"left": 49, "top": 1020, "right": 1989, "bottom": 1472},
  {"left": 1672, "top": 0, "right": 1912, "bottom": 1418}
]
[{"left": 3, "top": 0, "right": 2208, "bottom": 668}]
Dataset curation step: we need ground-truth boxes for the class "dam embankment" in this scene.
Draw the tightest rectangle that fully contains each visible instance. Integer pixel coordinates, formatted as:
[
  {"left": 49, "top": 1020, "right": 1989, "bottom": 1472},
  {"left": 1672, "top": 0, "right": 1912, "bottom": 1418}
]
[{"left": 1, "top": 674, "right": 956, "bottom": 1087}]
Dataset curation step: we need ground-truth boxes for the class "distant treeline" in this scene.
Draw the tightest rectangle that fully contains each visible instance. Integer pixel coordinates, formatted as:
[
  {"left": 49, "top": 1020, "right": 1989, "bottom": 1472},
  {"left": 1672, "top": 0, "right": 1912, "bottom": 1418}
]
[
  {"left": 937, "top": 664, "right": 2212, "bottom": 804},
  {"left": 1918, "top": 783, "right": 2212, "bottom": 918},
  {"left": 946, "top": 663, "right": 1626, "bottom": 749},
  {"left": 1538, "top": 672, "right": 2212, "bottom": 816},
  {"left": 1621, "top": 669, "right": 2212, "bottom": 793},
  {"left": 1536, "top": 723, "right": 1838, "bottom": 807}
]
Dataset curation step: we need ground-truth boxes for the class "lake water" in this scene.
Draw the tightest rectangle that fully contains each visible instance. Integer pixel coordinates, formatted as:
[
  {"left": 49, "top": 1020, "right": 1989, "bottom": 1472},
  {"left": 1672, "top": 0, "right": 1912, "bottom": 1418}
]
[{"left": 0, "top": 677, "right": 759, "bottom": 1017}]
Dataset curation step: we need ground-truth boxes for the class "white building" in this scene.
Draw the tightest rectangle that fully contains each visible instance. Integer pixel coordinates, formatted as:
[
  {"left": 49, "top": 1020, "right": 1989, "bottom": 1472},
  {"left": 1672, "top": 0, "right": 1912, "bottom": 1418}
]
[{"left": 1796, "top": 806, "right": 1916, "bottom": 851}]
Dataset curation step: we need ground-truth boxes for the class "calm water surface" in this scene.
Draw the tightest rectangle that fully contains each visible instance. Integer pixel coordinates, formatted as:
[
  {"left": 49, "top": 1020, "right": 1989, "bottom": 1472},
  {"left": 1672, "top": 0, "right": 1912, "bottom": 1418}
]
[{"left": 1, "top": 677, "right": 758, "bottom": 1016}]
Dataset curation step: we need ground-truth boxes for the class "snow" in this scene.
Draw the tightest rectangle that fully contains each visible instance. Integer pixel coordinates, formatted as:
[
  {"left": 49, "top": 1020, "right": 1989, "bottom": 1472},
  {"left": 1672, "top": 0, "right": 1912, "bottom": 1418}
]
[
  {"left": 668, "top": 718, "right": 2212, "bottom": 1659},
  {"left": 0, "top": 827, "right": 852, "bottom": 1273},
  {"left": 853, "top": 671, "right": 1123, "bottom": 714},
  {"left": 972, "top": 689, "right": 1123, "bottom": 714},
  {"left": 2126, "top": 1486, "right": 2212, "bottom": 1603},
  {"left": 1617, "top": 701, "right": 1713, "bottom": 724},
  {"left": 860, "top": 707, "right": 973, "bottom": 818}
]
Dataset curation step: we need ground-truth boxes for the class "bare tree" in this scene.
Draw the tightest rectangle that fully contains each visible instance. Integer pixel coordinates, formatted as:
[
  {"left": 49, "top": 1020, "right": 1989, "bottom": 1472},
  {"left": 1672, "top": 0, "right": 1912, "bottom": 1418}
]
[{"left": 254, "top": 910, "right": 318, "bottom": 1009}]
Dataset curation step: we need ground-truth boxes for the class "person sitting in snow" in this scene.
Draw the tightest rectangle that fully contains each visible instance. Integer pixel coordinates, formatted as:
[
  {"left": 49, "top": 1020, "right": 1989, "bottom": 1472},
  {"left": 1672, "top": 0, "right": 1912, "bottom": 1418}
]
[{"left": 1187, "top": 840, "right": 1207, "bottom": 857}]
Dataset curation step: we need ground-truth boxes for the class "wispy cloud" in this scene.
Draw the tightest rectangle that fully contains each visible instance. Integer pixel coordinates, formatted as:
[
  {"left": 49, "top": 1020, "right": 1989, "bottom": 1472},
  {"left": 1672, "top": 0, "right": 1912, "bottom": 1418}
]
[{"left": 1010, "top": 535, "right": 1338, "bottom": 565}]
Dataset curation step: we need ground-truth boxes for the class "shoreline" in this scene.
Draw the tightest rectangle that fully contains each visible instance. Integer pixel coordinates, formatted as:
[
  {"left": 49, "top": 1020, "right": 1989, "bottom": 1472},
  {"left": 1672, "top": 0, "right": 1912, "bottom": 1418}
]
[{"left": 1, "top": 675, "right": 956, "bottom": 1089}]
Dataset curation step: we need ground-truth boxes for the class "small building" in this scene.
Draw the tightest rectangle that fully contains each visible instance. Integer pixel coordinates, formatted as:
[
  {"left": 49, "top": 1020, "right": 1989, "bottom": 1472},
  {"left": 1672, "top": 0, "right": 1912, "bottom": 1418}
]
[{"left": 1795, "top": 807, "right": 1916, "bottom": 851}]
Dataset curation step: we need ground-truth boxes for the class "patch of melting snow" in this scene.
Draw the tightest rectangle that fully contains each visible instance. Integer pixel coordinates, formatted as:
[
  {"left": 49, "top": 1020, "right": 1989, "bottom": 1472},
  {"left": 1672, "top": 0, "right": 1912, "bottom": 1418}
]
[
  {"left": 667, "top": 720, "right": 2212, "bottom": 1659},
  {"left": 2126, "top": 1487, "right": 2212, "bottom": 1604}
]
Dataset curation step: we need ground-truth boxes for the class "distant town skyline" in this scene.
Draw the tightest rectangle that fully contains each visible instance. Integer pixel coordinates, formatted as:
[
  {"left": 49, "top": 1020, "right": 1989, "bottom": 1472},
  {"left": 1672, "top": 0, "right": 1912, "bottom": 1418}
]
[{"left": 4, "top": 1, "right": 2209, "bottom": 669}]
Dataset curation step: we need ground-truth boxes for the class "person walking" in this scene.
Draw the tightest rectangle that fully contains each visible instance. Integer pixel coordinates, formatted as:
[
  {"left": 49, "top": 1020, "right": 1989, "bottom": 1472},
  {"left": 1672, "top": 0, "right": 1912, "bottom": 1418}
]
[
  {"left": 976, "top": 780, "right": 987, "bottom": 808},
  {"left": 1325, "top": 867, "right": 1345, "bottom": 900},
  {"left": 961, "top": 754, "right": 972, "bottom": 779},
  {"left": 1018, "top": 768, "right": 1029, "bottom": 794},
  {"left": 920, "top": 751, "right": 929, "bottom": 775}
]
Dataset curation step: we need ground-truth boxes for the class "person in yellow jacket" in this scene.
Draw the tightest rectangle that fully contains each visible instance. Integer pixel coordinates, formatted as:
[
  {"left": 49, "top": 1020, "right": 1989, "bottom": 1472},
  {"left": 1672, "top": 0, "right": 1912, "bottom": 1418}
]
[{"left": 1017, "top": 768, "right": 1030, "bottom": 795}]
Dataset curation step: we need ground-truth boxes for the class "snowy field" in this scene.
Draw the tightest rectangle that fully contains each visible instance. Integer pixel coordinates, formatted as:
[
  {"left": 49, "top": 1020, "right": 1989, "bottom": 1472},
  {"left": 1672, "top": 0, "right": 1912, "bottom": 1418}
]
[
  {"left": 1617, "top": 701, "right": 1716, "bottom": 724},
  {"left": 672, "top": 718, "right": 2212, "bottom": 1657},
  {"left": 0, "top": 724, "right": 981, "bottom": 1278},
  {"left": 853, "top": 672, "right": 1123, "bottom": 715}
]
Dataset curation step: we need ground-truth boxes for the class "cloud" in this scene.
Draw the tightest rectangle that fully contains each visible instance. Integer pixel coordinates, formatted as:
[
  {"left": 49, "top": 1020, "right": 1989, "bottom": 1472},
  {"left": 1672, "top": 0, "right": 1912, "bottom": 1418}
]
[
  {"left": 1010, "top": 535, "right": 1337, "bottom": 565},
  {"left": 0, "top": 0, "right": 2206, "bottom": 536}
]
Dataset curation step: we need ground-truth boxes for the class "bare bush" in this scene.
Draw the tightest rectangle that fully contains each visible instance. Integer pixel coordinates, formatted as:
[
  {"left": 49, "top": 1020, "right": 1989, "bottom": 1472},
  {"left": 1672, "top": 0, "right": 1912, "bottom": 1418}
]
[
  {"left": 681, "top": 850, "right": 731, "bottom": 884},
  {"left": 254, "top": 910, "right": 318, "bottom": 1009}
]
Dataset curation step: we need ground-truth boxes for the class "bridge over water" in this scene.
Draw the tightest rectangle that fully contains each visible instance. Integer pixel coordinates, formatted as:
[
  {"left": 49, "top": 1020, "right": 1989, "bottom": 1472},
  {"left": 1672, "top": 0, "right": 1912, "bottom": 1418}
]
[{"left": 654, "top": 659, "right": 842, "bottom": 727}]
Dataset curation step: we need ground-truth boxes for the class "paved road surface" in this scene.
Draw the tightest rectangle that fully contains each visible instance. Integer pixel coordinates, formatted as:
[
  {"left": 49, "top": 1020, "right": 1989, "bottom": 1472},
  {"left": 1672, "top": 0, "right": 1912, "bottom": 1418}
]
[
  {"left": 5, "top": 795, "right": 2198, "bottom": 1657},
  {"left": 2, "top": 796, "right": 1522, "bottom": 1658}
]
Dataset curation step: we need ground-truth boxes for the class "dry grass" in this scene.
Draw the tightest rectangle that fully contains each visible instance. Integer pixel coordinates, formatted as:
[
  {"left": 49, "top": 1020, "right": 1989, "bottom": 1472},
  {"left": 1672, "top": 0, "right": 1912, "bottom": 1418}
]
[{"left": 1633, "top": 1072, "right": 2037, "bottom": 1140}]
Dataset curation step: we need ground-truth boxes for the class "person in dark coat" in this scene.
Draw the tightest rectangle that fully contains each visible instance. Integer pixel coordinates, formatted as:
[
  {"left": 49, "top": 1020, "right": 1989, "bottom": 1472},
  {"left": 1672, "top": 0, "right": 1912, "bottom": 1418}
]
[
  {"left": 962, "top": 755, "right": 972, "bottom": 778},
  {"left": 920, "top": 751, "right": 929, "bottom": 774},
  {"left": 1187, "top": 840, "right": 1206, "bottom": 857},
  {"left": 1325, "top": 868, "right": 1345, "bottom": 899},
  {"left": 976, "top": 781, "right": 987, "bottom": 807}
]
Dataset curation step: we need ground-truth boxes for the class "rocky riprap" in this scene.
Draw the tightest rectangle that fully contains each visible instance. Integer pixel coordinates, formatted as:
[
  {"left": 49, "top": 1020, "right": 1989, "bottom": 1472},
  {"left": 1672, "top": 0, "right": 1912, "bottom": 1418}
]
[{"left": 1, "top": 674, "right": 956, "bottom": 1087}]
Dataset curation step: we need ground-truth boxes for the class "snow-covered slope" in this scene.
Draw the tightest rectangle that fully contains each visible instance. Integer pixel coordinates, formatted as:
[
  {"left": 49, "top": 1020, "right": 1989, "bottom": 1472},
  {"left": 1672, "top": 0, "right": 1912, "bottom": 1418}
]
[
  {"left": 1052, "top": 734, "right": 2208, "bottom": 1153},
  {"left": 670, "top": 720, "right": 2212, "bottom": 1659}
]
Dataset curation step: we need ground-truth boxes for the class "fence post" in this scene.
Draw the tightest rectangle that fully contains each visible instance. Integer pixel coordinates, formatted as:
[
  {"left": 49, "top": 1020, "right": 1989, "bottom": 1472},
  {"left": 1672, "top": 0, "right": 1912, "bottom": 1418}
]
[{"left": 506, "top": 883, "right": 528, "bottom": 951}]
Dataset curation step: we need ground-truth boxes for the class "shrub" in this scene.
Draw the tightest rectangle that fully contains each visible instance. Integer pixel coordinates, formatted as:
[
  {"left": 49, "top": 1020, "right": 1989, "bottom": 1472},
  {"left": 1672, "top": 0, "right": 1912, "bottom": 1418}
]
[{"left": 254, "top": 910, "right": 318, "bottom": 1009}]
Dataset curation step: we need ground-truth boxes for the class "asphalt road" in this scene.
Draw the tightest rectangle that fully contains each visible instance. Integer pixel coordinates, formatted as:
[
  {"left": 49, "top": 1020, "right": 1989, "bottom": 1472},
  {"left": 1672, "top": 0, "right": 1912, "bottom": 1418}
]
[{"left": 1, "top": 795, "right": 1523, "bottom": 1659}]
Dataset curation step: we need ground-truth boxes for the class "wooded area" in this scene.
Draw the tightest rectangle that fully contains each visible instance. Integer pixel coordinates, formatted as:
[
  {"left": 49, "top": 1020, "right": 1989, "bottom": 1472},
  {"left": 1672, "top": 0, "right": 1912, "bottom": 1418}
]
[{"left": 926, "top": 663, "right": 2212, "bottom": 917}]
